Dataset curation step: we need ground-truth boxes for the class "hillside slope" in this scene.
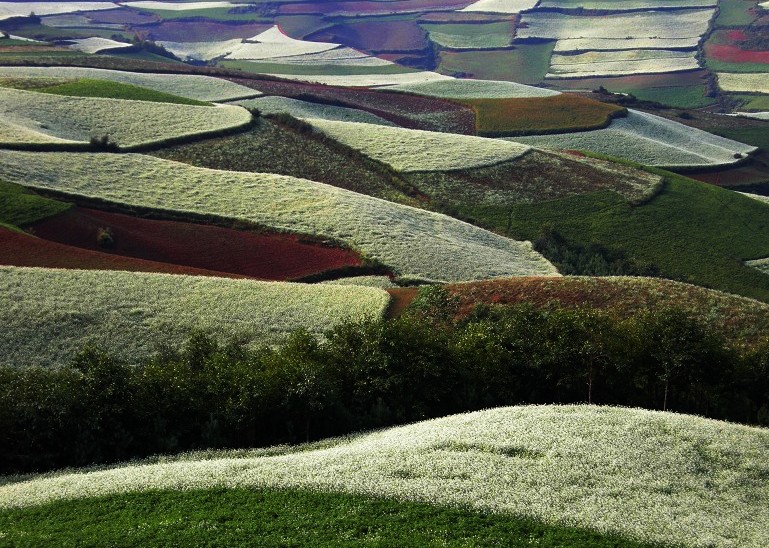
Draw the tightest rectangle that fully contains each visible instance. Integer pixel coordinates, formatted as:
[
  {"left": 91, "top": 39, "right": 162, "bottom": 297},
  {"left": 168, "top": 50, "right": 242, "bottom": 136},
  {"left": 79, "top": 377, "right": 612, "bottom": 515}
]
[{"left": 2, "top": 405, "right": 767, "bottom": 547}]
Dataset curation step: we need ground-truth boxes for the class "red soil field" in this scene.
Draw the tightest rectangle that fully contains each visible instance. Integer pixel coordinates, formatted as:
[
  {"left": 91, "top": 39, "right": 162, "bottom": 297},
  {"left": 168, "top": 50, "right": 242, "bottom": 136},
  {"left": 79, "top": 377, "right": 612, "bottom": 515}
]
[
  {"left": 305, "top": 20, "right": 429, "bottom": 53},
  {"left": 444, "top": 277, "right": 769, "bottom": 348},
  {"left": 549, "top": 70, "right": 707, "bottom": 91},
  {"left": 706, "top": 44, "right": 769, "bottom": 64},
  {"left": 278, "top": 0, "right": 473, "bottom": 16},
  {"left": 385, "top": 287, "right": 419, "bottom": 318},
  {"left": 0, "top": 227, "right": 243, "bottom": 278},
  {"left": 145, "top": 21, "right": 272, "bottom": 42},
  {"left": 29, "top": 208, "right": 362, "bottom": 280},
  {"left": 726, "top": 30, "right": 747, "bottom": 41},
  {"left": 234, "top": 78, "right": 477, "bottom": 134}
]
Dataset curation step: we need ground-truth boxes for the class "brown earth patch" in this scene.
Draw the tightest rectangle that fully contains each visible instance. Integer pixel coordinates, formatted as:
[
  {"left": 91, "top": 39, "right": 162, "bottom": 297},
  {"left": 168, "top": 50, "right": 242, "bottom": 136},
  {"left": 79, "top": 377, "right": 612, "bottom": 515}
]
[{"left": 29, "top": 207, "right": 363, "bottom": 280}]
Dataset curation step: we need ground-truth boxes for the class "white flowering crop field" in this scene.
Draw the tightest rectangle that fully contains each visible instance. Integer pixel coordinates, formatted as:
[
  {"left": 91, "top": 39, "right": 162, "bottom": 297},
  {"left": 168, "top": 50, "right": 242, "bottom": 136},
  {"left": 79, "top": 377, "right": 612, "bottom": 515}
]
[
  {"left": 0, "top": 2, "right": 116, "bottom": 20},
  {"left": 2, "top": 405, "right": 767, "bottom": 547},
  {"left": 0, "top": 88, "right": 252, "bottom": 149},
  {"left": 119, "top": 1, "right": 236, "bottom": 10},
  {"left": 255, "top": 70, "right": 453, "bottom": 87},
  {"left": 0, "top": 266, "right": 390, "bottom": 367},
  {"left": 717, "top": 73, "right": 769, "bottom": 94},
  {"left": 540, "top": 0, "right": 715, "bottom": 7},
  {"left": 155, "top": 38, "right": 244, "bottom": 62},
  {"left": 308, "top": 119, "right": 532, "bottom": 171},
  {"left": 553, "top": 37, "right": 701, "bottom": 52},
  {"left": 459, "top": 0, "right": 539, "bottom": 13},
  {"left": 272, "top": 48, "right": 394, "bottom": 67},
  {"left": 517, "top": 10, "right": 714, "bottom": 40},
  {"left": 225, "top": 26, "right": 339, "bottom": 60},
  {"left": 236, "top": 96, "right": 396, "bottom": 126},
  {"left": 0, "top": 151, "right": 558, "bottom": 282},
  {"left": 389, "top": 78, "right": 560, "bottom": 99},
  {"left": 508, "top": 110, "right": 757, "bottom": 167},
  {"left": 547, "top": 50, "right": 700, "bottom": 78},
  {"left": 65, "top": 37, "right": 132, "bottom": 54},
  {"left": 0, "top": 66, "right": 260, "bottom": 102}
]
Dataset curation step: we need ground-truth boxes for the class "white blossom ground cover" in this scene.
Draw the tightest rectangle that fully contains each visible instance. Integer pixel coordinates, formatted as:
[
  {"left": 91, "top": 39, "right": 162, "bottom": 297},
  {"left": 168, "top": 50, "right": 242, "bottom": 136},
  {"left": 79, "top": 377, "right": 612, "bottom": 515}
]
[
  {"left": 0, "top": 151, "right": 558, "bottom": 282},
  {"left": 540, "top": 0, "right": 715, "bottom": 7},
  {"left": 155, "top": 38, "right": 243, "bottom": 62},
  {"left": 119, "top": 1, "right": 236, "bottom": 10},
  {"left": 253, "top": 71, "right": 453, "bottom": 87},
  {"left": 0, "top": 88, "right": 252, "bottom": 149},
  {"left": 717, "top": 73, "right": 769, "bottom": 95},
  {"left": 236, "top": 96, "right": 396, "bottom": 126},
  {"left": 271, "top": 48, "right": 394, "bottom": 67},
  {"left": 553, "top": 37, "right": 701, "bottom": 52},
  {"left": 320, "top": 275, "right": 397, "bottom": 288},
  {"left": 728, "top": 112, "right": 769, "bottom": 121},
  {"left": 64, "top": 37, "right": 132, "bottom": 54},
  {"left": 0, "top": 2, "right": 116, "bottom": 21},
  {"left": 508, "top": 110, "right": 757, "bottom": 168},
  {"left": 0, "top": 266, "right": 390, "bottom": 367},
  {"left": 389, "top": 78, "right": 560, "bottom": 99},
  {"left": 547, "top": 50, "right": 700, "bottom": 78},
  {"left": 225, "top": 26, "right": 339, "bottom": 60},
  {"left": 0, "top": 66, "right": 260, "bottom": 102},
  {"left": 2, "top": 405, "right": 767, "bottom": 547},
  {"left": 517, "top": 10, "right": 714, "bottom": 40},
  {"left": 307, "top": 119, "right": 532, "bottom": 171},
  {"left": 459, "top": 0, "right": 539, "bottom": 13}
]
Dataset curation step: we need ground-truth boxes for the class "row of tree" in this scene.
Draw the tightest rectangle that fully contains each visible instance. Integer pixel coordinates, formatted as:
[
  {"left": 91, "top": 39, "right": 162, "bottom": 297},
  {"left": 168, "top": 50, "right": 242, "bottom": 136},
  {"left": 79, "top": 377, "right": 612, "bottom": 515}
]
[{"left": 2, "top": 300, "right": 767, "bottom": 474}]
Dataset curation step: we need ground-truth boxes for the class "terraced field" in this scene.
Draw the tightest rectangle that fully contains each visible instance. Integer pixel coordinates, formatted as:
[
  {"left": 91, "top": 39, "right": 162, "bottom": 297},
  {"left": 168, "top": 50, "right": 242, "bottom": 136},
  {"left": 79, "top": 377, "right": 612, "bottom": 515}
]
[
  {"left": 0, "top": 66, "right": 260, "bottom": 102},
  {"left": 0, "top": 266, "right": 390, "bottom": 367},
  {"left": 0, "top": 151, "right": 558, "bottom": 282},
  {"left": 2, "top": 406, "right": 767, "bottom": 547},
  {"left": 508, "top": 110, "right": 757, "bottom": 167},
  {"left": 307, "top": 119, "right": 532, "bottom": 171},
  {"left": 0, "top": 87, "right": 252, "bottom": 149}
]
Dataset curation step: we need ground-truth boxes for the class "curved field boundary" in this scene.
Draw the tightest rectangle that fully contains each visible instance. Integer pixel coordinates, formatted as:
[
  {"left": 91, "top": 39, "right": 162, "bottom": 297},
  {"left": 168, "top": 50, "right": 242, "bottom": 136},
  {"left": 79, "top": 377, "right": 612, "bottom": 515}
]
[
  {"left": 2, "top": 405, "right": 767, "bottom": 547},
  {"left": 307, "top": 118, "right": 532, "bottom": 171},
  {"left": 0, "top": 66, "right": 262, "bottom": 102},
  {"left": 0, "top": 87, "right": 253, "bottom": 151},
  {"left": 0, "top": 151, "right": 559, "bottom": 282},
  {"left": 0, "top": 266, "right": 391, "bottom": 367},
  {"left": 507, "top": 109, "right": 758, "bottom": 168}
]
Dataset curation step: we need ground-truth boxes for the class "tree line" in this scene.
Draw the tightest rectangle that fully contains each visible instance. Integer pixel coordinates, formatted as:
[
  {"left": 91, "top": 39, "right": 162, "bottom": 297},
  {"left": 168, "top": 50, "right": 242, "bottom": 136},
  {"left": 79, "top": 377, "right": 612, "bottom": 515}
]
[{"left": 2, "top": 294, "right": 767, "bottom": 474}]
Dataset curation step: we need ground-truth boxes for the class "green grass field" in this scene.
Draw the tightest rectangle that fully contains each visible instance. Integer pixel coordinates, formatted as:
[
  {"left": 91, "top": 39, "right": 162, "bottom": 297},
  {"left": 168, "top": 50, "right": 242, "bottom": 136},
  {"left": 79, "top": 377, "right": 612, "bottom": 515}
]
[
  {"left": 709, "top": 127, "right": 769, "bottom": 152},
  {"left": 706, "top": 59, "right": 769, "bottom": 73},
  {"left": 0, "top": 181, "right": 69, "bottom": 229},
  {"left": 503, "top": 172, "right": 769, "bottom": 301},
  {"left": 623, "top": 84, "right": 716, "bottom": 109},
  {"left": 733, "top": 93, "right": 769, "bottom": 110},
  {"left": 0, "top": 488, "right": 653, "bottom": 547},
  {"left": 33, "top": 78, "right": 211, "bottom": 106},
  {"left": 438, "top": 42, "right": 555, "bottom": 85},
  {"left": 713, "top": 0, "right": 759, "bottom": 27}
]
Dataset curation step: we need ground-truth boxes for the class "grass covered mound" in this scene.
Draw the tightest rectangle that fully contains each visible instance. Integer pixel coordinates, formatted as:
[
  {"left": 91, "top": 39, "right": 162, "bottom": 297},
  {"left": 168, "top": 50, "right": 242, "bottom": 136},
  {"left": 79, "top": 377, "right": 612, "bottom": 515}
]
[
  {"left": 2, "top": 405, "right": 767, "bottom": 547},
  {"left": 464, "top": 94, "right": 626, "bottom": 137},
  {"left": 0, "top": 488, "right": 654, "bottom": 547}
]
